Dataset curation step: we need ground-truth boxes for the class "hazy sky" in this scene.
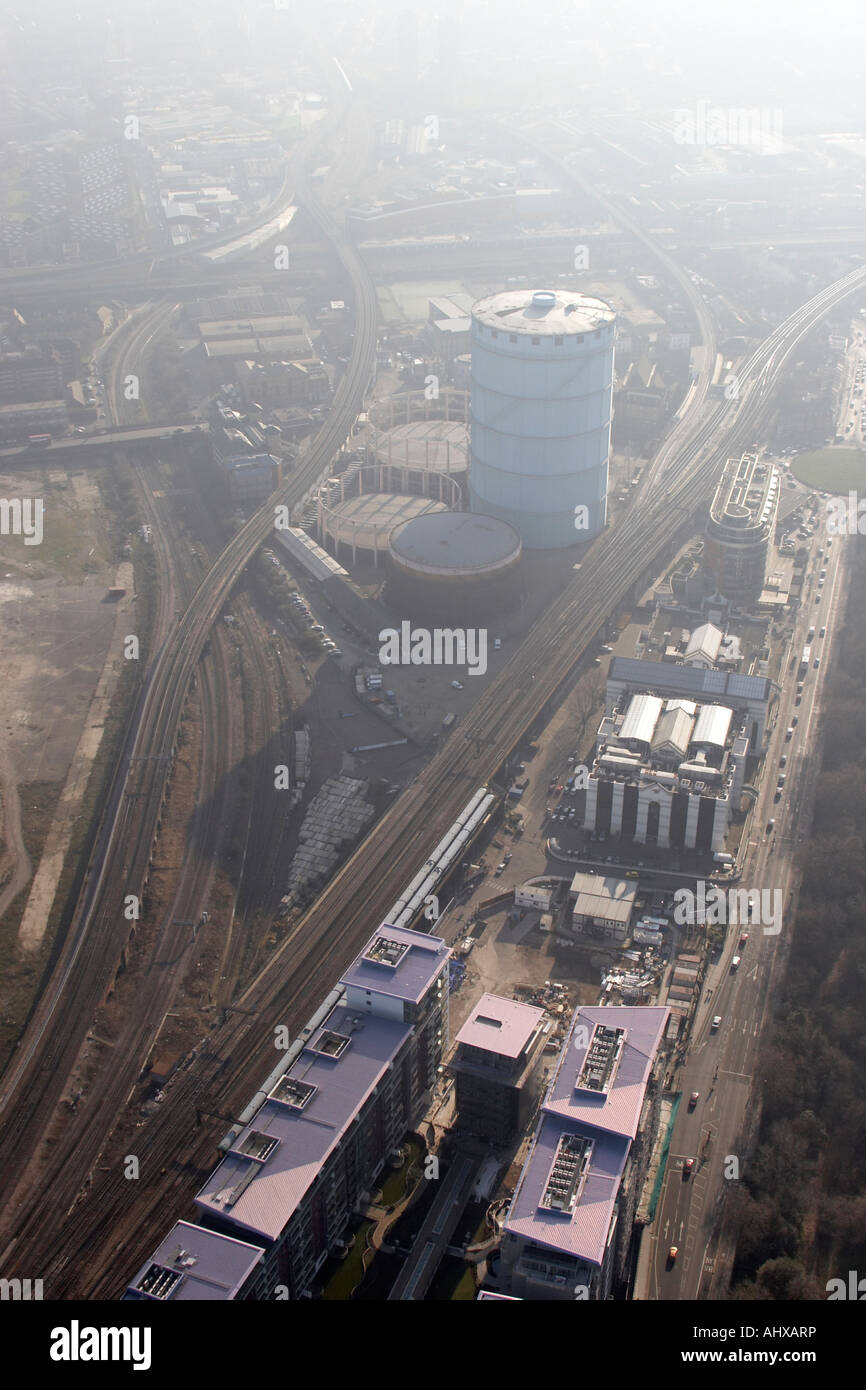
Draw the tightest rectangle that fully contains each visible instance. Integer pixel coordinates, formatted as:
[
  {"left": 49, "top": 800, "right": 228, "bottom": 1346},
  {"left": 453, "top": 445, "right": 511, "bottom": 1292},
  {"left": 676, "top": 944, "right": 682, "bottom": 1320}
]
[{"left": 2, "top": 0, "right": 864, "bottom": 121}]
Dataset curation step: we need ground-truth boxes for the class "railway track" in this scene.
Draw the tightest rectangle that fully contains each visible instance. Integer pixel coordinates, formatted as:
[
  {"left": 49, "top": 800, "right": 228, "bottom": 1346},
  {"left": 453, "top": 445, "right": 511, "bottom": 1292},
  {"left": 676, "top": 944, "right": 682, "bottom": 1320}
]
[
  {"left": 0, "top": 86, "right": 380, "bottom": 1254},
  {"left": 8, "top": 264, "right": 862, "bottom": 1298}
]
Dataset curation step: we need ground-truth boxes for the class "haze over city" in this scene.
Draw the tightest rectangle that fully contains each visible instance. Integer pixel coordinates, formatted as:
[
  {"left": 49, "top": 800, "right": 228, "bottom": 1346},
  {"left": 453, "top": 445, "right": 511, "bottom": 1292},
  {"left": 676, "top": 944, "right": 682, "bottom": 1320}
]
[{"left": 0, "top": 0, "right": 863, "bottom": 1360}]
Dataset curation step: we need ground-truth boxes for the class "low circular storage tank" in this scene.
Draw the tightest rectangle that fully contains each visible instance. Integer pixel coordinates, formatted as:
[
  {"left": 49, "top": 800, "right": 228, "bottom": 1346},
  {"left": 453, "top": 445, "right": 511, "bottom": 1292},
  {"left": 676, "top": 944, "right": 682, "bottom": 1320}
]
[
  {"left": 317, "top": 463, "right": 461, "bottom": 567},
  {"left": 386, "top": 511, "right": 522, "bottom": 620},
  {"left": 470, "top": 287, "right": 616, "bottom": 549}
]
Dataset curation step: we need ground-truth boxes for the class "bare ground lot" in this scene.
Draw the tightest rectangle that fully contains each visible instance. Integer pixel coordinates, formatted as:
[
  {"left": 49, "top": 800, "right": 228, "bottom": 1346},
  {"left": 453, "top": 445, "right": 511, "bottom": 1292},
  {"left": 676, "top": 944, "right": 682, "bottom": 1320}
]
[{"left": 0, "top": 464, "right": 127, "bottom": 1062}]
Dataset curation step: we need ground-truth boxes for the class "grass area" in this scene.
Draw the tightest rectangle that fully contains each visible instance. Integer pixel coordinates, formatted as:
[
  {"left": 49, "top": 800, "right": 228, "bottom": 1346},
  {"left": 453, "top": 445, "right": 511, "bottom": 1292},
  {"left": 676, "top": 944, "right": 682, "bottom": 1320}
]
[
  {"left": 791, "top": 447, "right": 866, "bottom": 492},
  {"left": 320, "top": 1220, "right": 373, "bottom": 1300},
  {"left": 377, "top": 1137, "right": 424, "bottom": 1207}
]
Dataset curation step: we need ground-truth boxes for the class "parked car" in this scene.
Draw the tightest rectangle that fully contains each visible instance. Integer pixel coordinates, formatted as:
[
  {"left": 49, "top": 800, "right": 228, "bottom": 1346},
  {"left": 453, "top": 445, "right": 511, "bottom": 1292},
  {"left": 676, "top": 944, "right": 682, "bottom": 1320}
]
[
  {"left": 711, "top": 1015, "right": 722, "bottom": 1031},
  {"left": 683, "top": 1158, "right": 695, "bottom": 1179}
]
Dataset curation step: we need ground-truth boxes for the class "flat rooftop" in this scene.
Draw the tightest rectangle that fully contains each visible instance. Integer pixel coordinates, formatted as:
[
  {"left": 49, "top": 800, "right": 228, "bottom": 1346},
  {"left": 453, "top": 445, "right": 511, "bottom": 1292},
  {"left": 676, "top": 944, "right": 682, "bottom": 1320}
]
[
  {"left": 124, "top": 1221, "right": 264, "bottom": 1301},
  {"left": 545, "top": 1006, "right": 669, "bottom": 1141},
  {"left": 341, "top": 924, "right": 449, "bottom": 1005},
  {"left": 505, "top": 1112, "right": 629, "bottom": 1267},
  {"left": 472, "top": 288, "right": 615, "bottom": 337},
  {"left": 710, "top": 453, "right": 779, "bottom": 530},
  {"left": 504, "top": 1005, "right": 669, "bottom": 1266},
  {"left": 195, "top": 1005, "right": 412, "bottom": 1241},
  {"left": 389, "top": 511, "right": 522, "bottom": 574},
  {"left": 456, "top": 993, "right": 545, "bottom": 1060}
]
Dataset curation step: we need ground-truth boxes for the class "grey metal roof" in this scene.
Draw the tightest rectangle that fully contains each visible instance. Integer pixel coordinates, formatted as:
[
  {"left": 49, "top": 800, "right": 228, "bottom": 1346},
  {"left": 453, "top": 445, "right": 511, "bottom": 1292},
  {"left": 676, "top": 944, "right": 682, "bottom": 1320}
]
[
  {"left": 194, "top": 1005, "right": 412, "bottom": 1241},
  {"left": 692, "top": 704, "right": 733, "bottom": 747},
  {"left": 609, "top": 657, "right": 771, "bottom": 703},
  {"left": 388, "top": 511, "right": 521, "bottom": 574},
  {"left": 124, "top": 1221, "right": 264, "bottom": 1301},
  {"left": 619, "top": 693, "right": 663, "bottom": 745}
]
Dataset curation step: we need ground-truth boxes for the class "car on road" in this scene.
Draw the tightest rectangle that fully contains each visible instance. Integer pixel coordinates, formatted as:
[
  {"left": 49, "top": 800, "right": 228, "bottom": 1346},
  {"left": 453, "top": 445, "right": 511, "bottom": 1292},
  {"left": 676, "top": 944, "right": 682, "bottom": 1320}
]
[
  {"left": 819, "top": 626, "right": 826, "bottom": 638},
  {"left": 668, "top": 1246, "right": 679, "bottom": 1265},
  {"left": 451, "top": 679, "right": 464, "bottom": 690},
  {"left": 774, "top": 789, "right": 782, "bottom": 803},
  {"left": 766, "top": 818, "right": 776, "bottom": 833},
  {"left": 711, "top": 1015, "right": 722, "bottom": 1031},
  {"left": 731, "top": 955, "right": 741, "bottom": 971},
  {"left": 791, "top": 716, "right": 799, "bottom": 726},
  {"left": 739, "top": 932, "right": 749, "bottom": 948},
  {"left": 688, "top": 1091, "right": 700, "bottom": 1109},
  {"left": 495, "top": 861, "right": 507, "bottom": 875},
  {"left": 795, "top": 694, "right": 802, "bottom": 706},
  {"left": 683, "top": 1158, "right": 695, "bottom": 1178},
  {"left": 780, "top": 755, "right": 787, "bottom": 768}
]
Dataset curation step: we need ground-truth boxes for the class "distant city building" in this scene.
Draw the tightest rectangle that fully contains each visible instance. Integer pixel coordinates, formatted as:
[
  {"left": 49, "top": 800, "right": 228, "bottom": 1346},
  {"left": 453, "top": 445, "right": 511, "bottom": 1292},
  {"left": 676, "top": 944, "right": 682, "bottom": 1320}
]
[
  {"left": 705, "top": 453, "right": 780, "bottom": 604},
  {"left": 613, "top": 357, "right": 673, "bottom": 447},
  {"left": 209, "top": 399, "right": 281, "bottom": 505},
  {"left": 451, "top": 993, "right": 548, "bottom": 1143},
  {"left": 469, "top": 288, "right": 615, "bottom": 549},
  {"left": 0, "top": 346, "right": 65, "bottom": 403},
  {"left": 0, "top": 399, "right": 69, "bottom": 438},
  {"left": 499, "top": 1005, "right": 668, "bottom": 1300}
]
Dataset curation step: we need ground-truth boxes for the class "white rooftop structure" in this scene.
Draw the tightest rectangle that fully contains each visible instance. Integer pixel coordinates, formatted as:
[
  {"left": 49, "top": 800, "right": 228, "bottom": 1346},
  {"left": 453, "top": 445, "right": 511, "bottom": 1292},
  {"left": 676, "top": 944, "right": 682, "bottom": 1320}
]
[{"left": 683, "top": 622, "right": 724, "bottom": 668}]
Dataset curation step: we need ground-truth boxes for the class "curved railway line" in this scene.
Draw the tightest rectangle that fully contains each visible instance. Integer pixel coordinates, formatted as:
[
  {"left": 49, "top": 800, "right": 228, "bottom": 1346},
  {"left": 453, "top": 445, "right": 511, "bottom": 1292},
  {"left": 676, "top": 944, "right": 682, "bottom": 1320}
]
[
  {"left": 1, "top": 61, "right": 863, "bottom": 1288},
  {"left": 4, "top": 252, "right": 863, "bottom": 1295}
]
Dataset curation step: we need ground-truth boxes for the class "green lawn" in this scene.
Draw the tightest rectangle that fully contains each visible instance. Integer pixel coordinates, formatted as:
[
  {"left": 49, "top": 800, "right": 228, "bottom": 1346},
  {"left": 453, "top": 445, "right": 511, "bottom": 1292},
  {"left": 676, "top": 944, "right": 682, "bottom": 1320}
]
[
  {"left": 320, "top": 1220, "right": 373, "bottom": 1300},
  {"left": 791, "top": 447, "right": 866, "bottom": 492}
]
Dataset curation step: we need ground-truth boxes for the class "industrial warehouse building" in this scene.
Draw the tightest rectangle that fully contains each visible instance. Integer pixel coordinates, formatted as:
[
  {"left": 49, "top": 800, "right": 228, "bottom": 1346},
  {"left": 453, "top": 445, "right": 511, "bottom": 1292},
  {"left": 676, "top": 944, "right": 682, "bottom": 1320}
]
[
  {"left": 605, "top": 656, "right": 771, "bottom": 750},
  {"left": 385, "top": 510, "right": 523, "bottom": 620},
  {"left": 497, "top": 1005, "right": 668, "bottom": 1300},
  {"left": 316, "top": 461, "right": 459, "bottom": 566},
  {"left": 568, "top": 872, "right": 637, "bottom": 942},
  {"left": 469, "top": 288, "right": 616, "bottom": 549},
  {"left": 209, "top": 399, "right": 281, "bottom": 505},
  {"left": 583, "top": 687, "right": 750, "bottom": 852}
]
